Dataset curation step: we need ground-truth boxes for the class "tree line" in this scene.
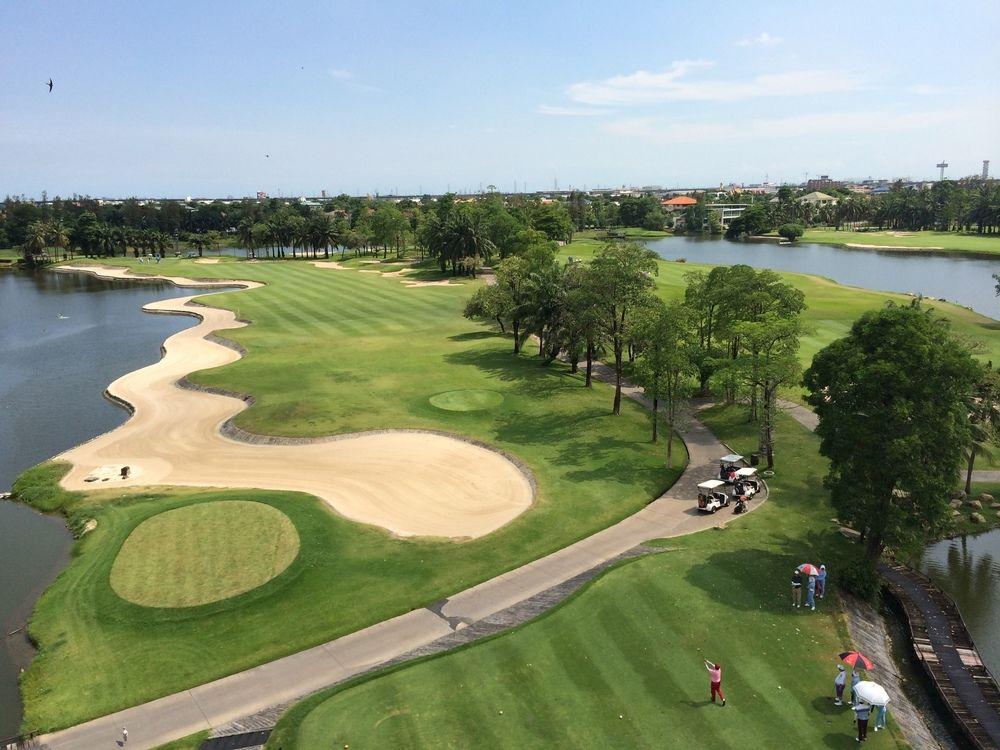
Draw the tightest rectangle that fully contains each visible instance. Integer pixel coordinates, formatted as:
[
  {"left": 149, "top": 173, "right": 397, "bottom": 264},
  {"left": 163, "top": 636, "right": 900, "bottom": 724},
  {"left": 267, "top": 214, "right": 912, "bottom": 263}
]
[{"left": 465, "top": 239, "right": 807, "bottom": 469}]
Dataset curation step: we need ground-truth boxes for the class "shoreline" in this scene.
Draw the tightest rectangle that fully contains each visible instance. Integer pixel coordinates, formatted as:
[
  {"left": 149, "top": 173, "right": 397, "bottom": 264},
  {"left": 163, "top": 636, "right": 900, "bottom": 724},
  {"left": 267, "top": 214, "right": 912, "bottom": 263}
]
[
  {"left": 797, "top": 235, "right": 1000, "bottom": 260},
  {"left": 51, "top": 264, "right": 535, "bottom": 540}
]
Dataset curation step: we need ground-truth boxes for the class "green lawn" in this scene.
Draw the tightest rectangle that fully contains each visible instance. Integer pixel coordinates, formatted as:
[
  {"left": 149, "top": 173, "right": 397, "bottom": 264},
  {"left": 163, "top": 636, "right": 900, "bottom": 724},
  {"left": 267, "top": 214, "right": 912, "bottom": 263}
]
[
  {"left": 797, "top": 229, "right": 1000, "bottom": 256},
  {"left": 19, "top": 258, "right": 686, "bottom": 730},
  {"left": 109, "top": 500, "right": 300, "bottom": 607},
  {"left": 266, "top": 406, "right": 907, "bottom": 750}
]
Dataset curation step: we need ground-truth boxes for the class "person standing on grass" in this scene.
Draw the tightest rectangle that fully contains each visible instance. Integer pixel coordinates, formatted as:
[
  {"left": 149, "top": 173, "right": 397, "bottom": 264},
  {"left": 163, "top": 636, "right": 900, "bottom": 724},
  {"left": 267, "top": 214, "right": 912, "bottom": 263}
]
[
  {"left": 805, "top": 575, "right": 817, "bottom": 610},
  {"left": 850, "top": 671, "right": 861, "bottom": 706},
  {"left": 791, "top": 569, "right": 803, "bottom": 608},
  {"left": 854, "top": 701, "right": 871, "bottom": 742},
  {"left": 704, "top": 660, "right": 725, "bottom": 706},
  {"left": 817, "top": 565, "right": 827, "bottom": 598},
  {"left": 834, "top": 665, "right": 847, "bottom": 705},
  {"left": 873, "top": 704, "right": 888, "bottom": 732}
]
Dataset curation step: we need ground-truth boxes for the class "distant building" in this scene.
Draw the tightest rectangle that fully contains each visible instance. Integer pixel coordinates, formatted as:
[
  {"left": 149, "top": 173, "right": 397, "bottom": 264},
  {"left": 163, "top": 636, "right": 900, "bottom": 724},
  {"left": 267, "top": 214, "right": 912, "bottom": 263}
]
[
  {"left": 711, "top": 204, "right": 750, "bottom": 228},
  {"left": 798, "top": 191, "right": 837, "bottom": 207},
  {"left": 806, "top": 175, "right": 838, "bottom": 191},
  {"left": 661, "top": 195, "right": 698, "bottom": 211}
]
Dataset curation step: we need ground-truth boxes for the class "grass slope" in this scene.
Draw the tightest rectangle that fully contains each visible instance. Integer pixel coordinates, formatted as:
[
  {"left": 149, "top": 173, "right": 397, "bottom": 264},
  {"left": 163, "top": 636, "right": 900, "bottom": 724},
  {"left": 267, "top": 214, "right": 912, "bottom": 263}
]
[
  {"left": 109, "top": 500, "right": 300, "bottom": 607},
  {"left": 20, "top": 259, "right": 685, "bottom": 730},
  {"left": 799, "top": 229, "right": 1000, "bottom": 255},
  {"left": 268, "top": 406, "right": 907, "bottom": 749}
]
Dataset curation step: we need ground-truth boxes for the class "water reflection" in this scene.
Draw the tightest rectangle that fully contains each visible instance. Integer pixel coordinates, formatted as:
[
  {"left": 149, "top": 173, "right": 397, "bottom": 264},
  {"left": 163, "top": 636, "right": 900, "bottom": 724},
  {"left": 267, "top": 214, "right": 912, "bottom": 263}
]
[{"left": 920, "top": 530, "right": 1000, "bottom": 676}]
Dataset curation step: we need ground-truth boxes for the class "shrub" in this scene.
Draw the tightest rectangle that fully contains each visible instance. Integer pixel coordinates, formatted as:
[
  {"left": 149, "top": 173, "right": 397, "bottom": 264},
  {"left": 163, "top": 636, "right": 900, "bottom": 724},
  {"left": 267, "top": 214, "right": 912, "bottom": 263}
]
[
  {"left": 778, "top": 223, "right": 805, "bottom": 242},
  {"left": 839, "top": 558, "right": 882, "bottom": 603}
]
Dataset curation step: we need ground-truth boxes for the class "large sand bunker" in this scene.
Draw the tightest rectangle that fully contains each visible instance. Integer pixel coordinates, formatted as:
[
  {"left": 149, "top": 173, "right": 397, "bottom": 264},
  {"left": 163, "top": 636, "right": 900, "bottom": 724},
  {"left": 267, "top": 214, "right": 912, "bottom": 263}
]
[{"left": 55, "top": 266, "right": 534, "bottom": 539}]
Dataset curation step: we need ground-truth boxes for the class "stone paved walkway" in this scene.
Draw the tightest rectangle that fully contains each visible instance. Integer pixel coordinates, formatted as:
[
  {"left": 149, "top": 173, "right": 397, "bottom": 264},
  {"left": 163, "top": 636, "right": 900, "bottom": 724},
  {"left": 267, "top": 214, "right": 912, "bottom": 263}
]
[{"left": 38, "top": 359, "right": 759, "bottom": 750}]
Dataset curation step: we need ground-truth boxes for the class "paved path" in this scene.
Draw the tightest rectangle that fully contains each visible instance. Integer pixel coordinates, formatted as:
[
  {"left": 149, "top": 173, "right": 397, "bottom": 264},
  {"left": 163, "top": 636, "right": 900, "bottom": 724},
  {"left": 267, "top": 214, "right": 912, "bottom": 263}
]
[
  {"left": 881, "top": 564, "right": 1000, "bottom": 749},
  {"left": 777, "top": 399, "right": 998, "bottom": 484},
  {"left": 38, "top": 350, "right": 758, "bottom": 749}
]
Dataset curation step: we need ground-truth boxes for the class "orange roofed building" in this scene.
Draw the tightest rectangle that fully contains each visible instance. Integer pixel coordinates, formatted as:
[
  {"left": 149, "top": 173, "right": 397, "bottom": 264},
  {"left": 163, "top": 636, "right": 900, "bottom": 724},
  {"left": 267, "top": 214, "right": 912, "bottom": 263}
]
[{"left": 661, "top": 195, "right": 698, "bottom": 210}]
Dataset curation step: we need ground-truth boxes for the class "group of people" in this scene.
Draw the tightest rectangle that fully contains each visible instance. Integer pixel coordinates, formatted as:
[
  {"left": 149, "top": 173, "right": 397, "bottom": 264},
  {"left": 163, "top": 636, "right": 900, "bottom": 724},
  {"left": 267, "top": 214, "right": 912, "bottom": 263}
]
[
  {"left": 791, "top": 565, "right": 827, "bottom": 610},
  {"left": 835, "top": 666, "right": 889, "bottom": 742}
]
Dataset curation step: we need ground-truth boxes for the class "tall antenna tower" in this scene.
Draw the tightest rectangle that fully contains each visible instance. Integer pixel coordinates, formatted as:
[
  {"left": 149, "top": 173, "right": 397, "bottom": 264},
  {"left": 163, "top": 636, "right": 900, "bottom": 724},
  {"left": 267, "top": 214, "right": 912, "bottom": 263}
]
[
  {"left": 936, "top": 160, "right": 949, "bottom": 180},
  {"left": 983, "top": 160, "right": 991, "bottom": 179}
]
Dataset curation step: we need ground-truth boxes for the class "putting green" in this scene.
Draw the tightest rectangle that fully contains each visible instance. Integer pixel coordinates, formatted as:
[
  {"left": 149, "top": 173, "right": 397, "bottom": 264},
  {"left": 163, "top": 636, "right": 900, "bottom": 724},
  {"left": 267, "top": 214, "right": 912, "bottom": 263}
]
[
  {"left": 110, "top": 501, "right": 299, "bottom": 608},
  {"left": 429, "top": 389, "right": 505, "bottom": 412}
]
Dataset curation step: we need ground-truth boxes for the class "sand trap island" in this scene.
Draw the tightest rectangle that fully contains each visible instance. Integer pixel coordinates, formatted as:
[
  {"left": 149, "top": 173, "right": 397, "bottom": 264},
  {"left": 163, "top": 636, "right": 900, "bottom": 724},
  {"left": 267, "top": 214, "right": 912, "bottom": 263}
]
[{"left": 55, "top": 265, "right": 534, "bottom": 539}]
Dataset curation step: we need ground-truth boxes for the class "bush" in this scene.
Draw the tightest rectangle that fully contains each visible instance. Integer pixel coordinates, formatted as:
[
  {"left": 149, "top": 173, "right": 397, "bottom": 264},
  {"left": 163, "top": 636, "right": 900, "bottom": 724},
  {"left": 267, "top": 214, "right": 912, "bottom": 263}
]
[
  {"left": 778, "top": 223, "right": 805, "bottom": 242},
  {"left": 839, "top": 559, "right": 882, "bottom": 603},
  {"left": 11, "top": 461, "right": 81, "bottom": 514}
]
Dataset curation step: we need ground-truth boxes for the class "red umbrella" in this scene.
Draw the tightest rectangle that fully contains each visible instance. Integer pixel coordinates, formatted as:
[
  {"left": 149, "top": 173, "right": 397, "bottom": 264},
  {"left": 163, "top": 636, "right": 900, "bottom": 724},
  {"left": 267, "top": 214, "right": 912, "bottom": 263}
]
[
  {"left": 798, "top": 563, "right": 820, "bottom": 576},
  {"left": 840, "top": 651, "right": 875, "bottom": 670}
]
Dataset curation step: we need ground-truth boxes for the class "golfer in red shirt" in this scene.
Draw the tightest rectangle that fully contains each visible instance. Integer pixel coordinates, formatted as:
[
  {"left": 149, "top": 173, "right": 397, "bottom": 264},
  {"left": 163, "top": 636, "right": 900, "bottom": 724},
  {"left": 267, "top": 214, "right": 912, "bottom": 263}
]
[{"left": 705, "top": 660, "right": 725, "bottom": 706}]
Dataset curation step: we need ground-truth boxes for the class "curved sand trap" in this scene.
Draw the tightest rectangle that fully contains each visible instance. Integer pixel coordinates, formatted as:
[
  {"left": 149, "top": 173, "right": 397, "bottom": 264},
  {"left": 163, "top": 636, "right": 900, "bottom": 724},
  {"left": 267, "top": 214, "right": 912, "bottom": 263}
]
[
  {"left": 55, "top": 265, "right": 534, "bottom": 539},
  {"left": 110, "top": 500, "right": 300, "bottom": 607},
  {"left": 430, "top": 389, "right": 504, "bottom": 412},
  {"left": 194, "top": 258, "right": 221, "bottom": 264}
]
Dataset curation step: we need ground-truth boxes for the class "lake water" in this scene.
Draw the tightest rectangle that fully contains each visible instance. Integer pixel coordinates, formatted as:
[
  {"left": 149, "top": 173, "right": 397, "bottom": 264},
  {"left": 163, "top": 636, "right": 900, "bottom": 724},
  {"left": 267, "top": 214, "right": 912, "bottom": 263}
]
[
  {"left": 644, "top": 236, "right": 1000, "bottom": 320},
  {"left": 0, "top": 268, "right": 195, "bottom": 738},
  {"left": 919, "top": 529, "right": 1000, "bottom": 678}
]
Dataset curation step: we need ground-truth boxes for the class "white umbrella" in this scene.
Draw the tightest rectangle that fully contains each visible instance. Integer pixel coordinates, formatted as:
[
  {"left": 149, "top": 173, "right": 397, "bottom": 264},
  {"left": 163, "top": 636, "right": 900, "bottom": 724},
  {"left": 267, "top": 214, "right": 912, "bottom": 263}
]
[{"left": 853, "top": 681, "right": 890, "bottom": 706}]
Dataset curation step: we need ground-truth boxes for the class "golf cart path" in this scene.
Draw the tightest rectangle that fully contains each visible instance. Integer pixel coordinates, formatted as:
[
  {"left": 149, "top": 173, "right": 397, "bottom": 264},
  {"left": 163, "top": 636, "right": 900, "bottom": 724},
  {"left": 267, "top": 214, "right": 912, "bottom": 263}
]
[
  {"left": 777, "top": 399, "right": 999, "bottom": 483},
  {"left": 38, "top": 324, "right": 763, "bottom": 750}
]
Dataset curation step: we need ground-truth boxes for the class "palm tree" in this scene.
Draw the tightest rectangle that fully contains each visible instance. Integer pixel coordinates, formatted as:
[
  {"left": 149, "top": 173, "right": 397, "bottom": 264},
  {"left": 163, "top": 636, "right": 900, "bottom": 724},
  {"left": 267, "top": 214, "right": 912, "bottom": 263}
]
[
  {"left": 965, "top": 366, "right": 1000, "bottom": 493},
  {"left": 20, "top": 221, "right": 49, "bottom": 265},
  {"left": 309, "top": 214, "right": 337, "bottom": 259},
  {"left": 49, "top": 221, "right": 70, "bottom": 260},
  {"left": 441, "top": 211, "right": 495, "bottom": 276}
]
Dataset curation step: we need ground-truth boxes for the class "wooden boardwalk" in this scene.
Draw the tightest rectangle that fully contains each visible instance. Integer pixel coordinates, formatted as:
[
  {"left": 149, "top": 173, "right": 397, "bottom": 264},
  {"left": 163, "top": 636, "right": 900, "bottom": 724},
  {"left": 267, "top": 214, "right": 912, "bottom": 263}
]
[{"left": 881, "top": 563, "right": 1000, "bottom": 750}]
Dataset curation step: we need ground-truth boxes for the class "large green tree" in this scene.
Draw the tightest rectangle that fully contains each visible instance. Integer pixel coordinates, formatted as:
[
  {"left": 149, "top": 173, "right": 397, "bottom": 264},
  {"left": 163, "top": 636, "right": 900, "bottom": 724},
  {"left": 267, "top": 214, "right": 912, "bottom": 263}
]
[
  {"left": 587, "top": 241, "right": 658, "bottom": 415},
  {"left": 803, "top": 304, "right": 980, "bottom": 563}
]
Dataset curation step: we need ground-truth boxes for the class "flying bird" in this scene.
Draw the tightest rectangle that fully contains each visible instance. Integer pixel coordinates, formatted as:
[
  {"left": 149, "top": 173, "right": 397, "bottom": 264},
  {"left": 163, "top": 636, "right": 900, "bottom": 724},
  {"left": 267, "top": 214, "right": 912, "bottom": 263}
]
[
  {"left": 46, "top": 78, "right": 53, "bottom": 92},
  {"left": 265, "top": 154, "right": 270, "bottom": 158}
]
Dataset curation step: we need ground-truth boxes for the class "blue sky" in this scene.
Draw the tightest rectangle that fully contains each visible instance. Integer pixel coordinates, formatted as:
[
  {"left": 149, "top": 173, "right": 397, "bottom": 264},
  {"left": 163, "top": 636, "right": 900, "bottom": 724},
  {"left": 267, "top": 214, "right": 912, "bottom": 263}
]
[{"left": 2, "top": 0, "right": 998, "bottom": 197}]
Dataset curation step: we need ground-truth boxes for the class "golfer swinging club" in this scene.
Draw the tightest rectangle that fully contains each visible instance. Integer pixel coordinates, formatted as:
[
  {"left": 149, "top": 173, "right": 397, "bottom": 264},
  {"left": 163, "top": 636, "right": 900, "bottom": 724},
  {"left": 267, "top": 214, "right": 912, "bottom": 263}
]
[{"left": 705, "top": 659, "right": 725, "bottom": 706}]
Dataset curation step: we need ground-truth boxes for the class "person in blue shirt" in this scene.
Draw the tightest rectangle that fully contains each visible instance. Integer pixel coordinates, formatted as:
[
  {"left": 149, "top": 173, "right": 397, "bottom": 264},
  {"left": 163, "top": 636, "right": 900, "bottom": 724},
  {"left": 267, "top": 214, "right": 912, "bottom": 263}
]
[
  {"left": 854, "top": 702, "right": 871, "bottom": 742},
  {"left": 805, "top": 575, "right": 817, "bottom": 610},
  {"left": 817, "top": 564, "right": 828, "bottom": 598}
]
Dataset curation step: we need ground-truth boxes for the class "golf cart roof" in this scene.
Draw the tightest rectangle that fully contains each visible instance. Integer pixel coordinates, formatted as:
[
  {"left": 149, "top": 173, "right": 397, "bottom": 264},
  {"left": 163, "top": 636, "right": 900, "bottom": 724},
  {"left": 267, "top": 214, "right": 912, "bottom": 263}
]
[
  {"left": 719, "top": 454, "right": 743, "bottom": 463},
  {"left": 735, "top": 467, "right": 757, "bottom": 477},
  {"left": 698, "top": 479, "right": 726, "bottom": 490}
]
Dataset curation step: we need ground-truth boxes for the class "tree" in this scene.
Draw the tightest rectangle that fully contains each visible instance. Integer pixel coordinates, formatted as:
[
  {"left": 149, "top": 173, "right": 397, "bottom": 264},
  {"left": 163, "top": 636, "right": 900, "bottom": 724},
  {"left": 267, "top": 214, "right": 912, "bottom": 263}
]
[
  {"left": 492, "top": 256, "right": 534, "bottom": 353},
  {"left": 531, "top": 202, "right": 574, "bottom": 243},
  {"left": 725, "top": 204, "right": 772, "bottom": 239},
  {"left": 634, "top": 301, "right": 697, "bottom": 465},
  {"left": 20, "top": 221, "right": 49, "bottom": 265},
  {"left": 803, "top": 304, "right": 980, "bottom": 563},
  {"left": 777, "top": 223, "right": 804, "bottom": 242},
  {"left": 964, "top": 365, "right": 1000, "bottom": 494},
  {"left": 730, "top": 314, "right": 803, "bottom": 468},
  {"left": 587, "top": 241, "right": 658, "bottom": 414}
]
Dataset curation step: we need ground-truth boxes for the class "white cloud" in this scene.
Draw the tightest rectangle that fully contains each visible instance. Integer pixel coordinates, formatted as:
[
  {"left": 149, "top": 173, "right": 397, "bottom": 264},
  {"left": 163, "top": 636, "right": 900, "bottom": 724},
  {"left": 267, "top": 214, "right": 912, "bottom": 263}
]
[
  {"left": 736, "top": 32, "right": 782, "bottom": 47},
  {"left": 536, "top": 104, "right": 613, "bottom": 117},
  {"left": 328, "top": 68, "right": 353, "bottom": 80},
  {"left": 566, "top": 62, "right": 863, "bottom": 106},
  {"left": 603, "top": 109, "right": 962, "bottom": 143}
]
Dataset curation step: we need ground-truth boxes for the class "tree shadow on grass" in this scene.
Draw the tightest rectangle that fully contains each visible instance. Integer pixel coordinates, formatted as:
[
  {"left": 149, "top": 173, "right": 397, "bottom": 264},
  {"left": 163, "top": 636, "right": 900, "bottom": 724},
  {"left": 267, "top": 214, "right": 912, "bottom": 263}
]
[
  {"left": 445, "top": 347, "right": 585, "bottom": 397},
  {"left": 448, "top": 330, "right": 503, "bottom": 342},
  {"left": 684, "top": 540, "right": 836, "bottom": 615}
]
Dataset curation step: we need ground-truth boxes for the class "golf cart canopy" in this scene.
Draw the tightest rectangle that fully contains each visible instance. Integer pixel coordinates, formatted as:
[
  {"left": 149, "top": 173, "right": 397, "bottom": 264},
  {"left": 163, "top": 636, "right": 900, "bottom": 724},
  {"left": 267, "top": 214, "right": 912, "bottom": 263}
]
[
  {"left": 718, "top": 454, "right": 743, "bottom": 464},
  {"left": 735, "top": 467, "right": 757, "bottom": 477},
  {"left": 698, "top": 479, "right": 726, "bottom": 491}
]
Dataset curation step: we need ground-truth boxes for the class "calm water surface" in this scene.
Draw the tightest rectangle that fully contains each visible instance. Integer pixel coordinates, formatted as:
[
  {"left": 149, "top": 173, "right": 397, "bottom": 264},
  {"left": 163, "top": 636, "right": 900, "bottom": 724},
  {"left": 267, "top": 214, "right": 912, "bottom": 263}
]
[
  {"left": 644, "top": 236, "right": 1000, "bottom": 320},
  {"left": 920, "top": 529, "right": 1000, "bottom": 677},
  {"left": 0, "top": 268, "right": 196, "bottom": 737}
]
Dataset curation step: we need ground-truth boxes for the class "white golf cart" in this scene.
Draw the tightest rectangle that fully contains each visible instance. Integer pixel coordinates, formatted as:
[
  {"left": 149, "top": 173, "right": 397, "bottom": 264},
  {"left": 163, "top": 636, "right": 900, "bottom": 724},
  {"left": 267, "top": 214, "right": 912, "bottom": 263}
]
[
  {"left": 697, "top": 479, "right": 730, "bottom": 514},
  {"left": 733, "top": 467, "right": 760, "bottom": 498},
  {"left": 718, "top": 454, "right": 744, "bottom": 484}
]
